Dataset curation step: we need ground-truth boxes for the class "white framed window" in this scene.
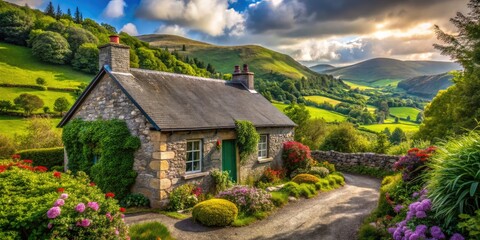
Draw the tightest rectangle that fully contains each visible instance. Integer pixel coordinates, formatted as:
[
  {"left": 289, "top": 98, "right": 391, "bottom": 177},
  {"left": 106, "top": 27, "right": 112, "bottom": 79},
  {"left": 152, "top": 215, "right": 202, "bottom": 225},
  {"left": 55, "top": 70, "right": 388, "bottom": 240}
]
[
  {"left": 258, "top": 135, "right": 268, "bottom": 159},
  {"left": 186, "top": 140, "right": 202, "bottom": 173}
]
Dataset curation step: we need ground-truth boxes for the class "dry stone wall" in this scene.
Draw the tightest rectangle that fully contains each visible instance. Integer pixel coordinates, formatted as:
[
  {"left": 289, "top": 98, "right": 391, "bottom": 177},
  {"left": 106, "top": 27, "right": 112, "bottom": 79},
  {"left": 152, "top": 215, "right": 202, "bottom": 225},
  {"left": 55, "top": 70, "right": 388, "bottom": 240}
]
[{"left": 311, "top": 151, "right": 399, "bottom": 171}]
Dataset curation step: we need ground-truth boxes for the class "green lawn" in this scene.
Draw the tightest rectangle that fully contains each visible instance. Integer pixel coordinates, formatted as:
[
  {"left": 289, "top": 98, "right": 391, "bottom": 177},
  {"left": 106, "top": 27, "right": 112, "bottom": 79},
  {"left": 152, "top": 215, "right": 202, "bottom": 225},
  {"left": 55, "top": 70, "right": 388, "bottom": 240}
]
[
  {"left": 389, "top": 107, "right": 421, "bottom": 119},
  {"left": 0, "top": 87, "right": 76, "bottom": 113},
  {"left": 0, "top": 42, "right": 93, "bottom": 88},
  {"left": 273, "top": 102, "right": 347, "bottom": 122},
  {"left": 369, "top": 79, "right": 402, "bottom": 87},
  {"left": 361, "top": 122, "right": 419, "bottom": 133},
  {"left": 304, "top": 95, "right": 342, "bottom": 105},
  {"left": 343, "top": 80, "right": 374, "bottom": 90},
  {"left": 0, "top": 116, "right": 61, "bottom": 138}
]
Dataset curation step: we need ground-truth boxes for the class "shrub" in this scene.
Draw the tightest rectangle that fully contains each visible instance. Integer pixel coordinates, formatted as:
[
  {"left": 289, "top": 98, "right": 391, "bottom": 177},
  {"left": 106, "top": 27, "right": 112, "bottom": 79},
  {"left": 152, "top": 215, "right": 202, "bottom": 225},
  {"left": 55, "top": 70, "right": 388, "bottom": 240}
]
[
  {"left": 309, "top": 166, "right": 329, "bottom": 178},
  {"left": 53, "top": 97, "right": 70, "bottom": 115},
  {"left": 280, "top": 182, "right": 317, "bottom": 198},
  {"left": 283, "top": 141, "right": 311, "bottom": 175},
  {"left": 394, "top": 147, "right": 436, "bottom": 182},
  {"left": 0, "top": 134, "right": 15, "bottom": 159},
  {"left": 168, "top": 184, "right": 198, "bottom": 211},
  {"left": 327, "top": 174, "right": 345, "bottom": 186},
  {"left": 320, "top": 123, "right": 371, "bottom": 153},
  {"left": 259, "top": 167, "right": 285, "bottom": 183},
  {"left": 192, "top": 199, "right": 238, "bottom": 227},
  {"left": 16, "top": 147, "right": 64, "bottom": 169},
  {"left": 338, "top": 165, "right": 394, "bottom": 178},
  {"left": 129, "top": 221, "right": 174, "bottom": 240},
  {"left": 270, "top": 191, "right": 289, "bottom": 207},
  {"left": 0, "top": 161, "right": 128, "bottom": 239},
  {"left": 119, "top": 193, "right": 150, "bottom": 208},
  {"left": 358, "top": 224, "right": 385, "bottom": 240},
  {"left": 427, "top": 132, "right": 480, "bottom": 226},
  {"left": 235, "top": 120, "right": 260, "bottom": 163},
  {"left": 32, "top": 31, "right": 71, "bottom": 64},
  {"left": 211, "top": 169, "right": 234, "bottom": 194},
  {"left": 317, "top": 161, "right": 336, "bottom": 173},
  {"left": 217, "top": 186, "right": 273, "bottom": 214},
  {"left": 72, "top": 43, "right": 99, "bottom": 74},
  {"left": 315, "top": 179, "right": 330, "bottom": 191},
  {"left": 458, "top": 210, "right": 480, "bottom": 239},
  {"left": 292, "top": 173, "right": 321, "bottom": 184},
  {"left": 36, "top": 77, "right": 47, "bottom": 85}
]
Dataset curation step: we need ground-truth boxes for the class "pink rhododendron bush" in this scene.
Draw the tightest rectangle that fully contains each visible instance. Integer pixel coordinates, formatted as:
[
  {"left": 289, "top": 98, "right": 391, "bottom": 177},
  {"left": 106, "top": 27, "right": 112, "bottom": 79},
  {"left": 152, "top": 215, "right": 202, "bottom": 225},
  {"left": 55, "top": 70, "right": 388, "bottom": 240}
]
[{"left": 0, "top": 159, "right": 128, "bottom": 239}]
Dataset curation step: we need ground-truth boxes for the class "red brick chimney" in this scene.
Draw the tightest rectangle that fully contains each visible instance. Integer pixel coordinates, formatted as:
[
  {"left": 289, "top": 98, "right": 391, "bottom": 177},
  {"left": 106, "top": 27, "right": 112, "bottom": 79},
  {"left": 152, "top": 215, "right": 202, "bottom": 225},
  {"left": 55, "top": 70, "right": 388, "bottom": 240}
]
[
  {"left": 232, "top": 64, "right": 254, "bottom": 90},
  {"left": 98, "top": 35, "right": 130, "bottom": 72}
]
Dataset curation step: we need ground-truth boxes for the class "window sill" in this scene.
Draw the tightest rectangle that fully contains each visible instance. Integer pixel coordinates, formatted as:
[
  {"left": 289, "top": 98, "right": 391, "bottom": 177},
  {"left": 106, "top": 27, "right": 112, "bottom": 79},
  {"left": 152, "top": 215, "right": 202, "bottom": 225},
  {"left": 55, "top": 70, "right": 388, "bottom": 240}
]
[
  {"left": 257, "top": 157, "right": 273, "bottom": 164},
  {"left": 183, "top": 171, "right": 209, "bottom": 180}
]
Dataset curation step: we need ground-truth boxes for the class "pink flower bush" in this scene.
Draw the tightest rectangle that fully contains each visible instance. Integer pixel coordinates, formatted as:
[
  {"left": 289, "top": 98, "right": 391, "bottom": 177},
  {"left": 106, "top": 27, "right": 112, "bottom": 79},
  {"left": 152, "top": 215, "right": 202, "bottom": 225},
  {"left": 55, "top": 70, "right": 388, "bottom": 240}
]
[
  {"left": 87, "top": 202, "right": 99, "bottom": 211},
  {"left": 53, "top": 199, "right": 65, "bottom": 207},
  {"left": 75, "top": 203, "right": 86, "bottom": 213},
  {"left": 76, "top": 219, "right": 91, "bottom": 227},
  {"left": 60, "top": 193, "right": 68, "bottom": 199},
  {"left": 217, "top": 186, "right": 274, "bottom": 214},
  {"left": 106, "top": 212, "right": 113, "bottom": 222},
  {"left": 47, "top": 207, "right": 61, "bottom": 219}
]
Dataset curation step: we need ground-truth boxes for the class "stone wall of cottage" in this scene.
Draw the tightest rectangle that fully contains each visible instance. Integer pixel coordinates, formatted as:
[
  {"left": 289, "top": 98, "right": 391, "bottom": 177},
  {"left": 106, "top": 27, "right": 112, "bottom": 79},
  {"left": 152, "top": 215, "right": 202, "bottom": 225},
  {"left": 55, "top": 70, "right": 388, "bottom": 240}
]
[
  {"left": 311, "top": 150, "right": 399, "bottom": 171},
  {"left": 70, "top": 75, "right": 160, "bottom": 206}
]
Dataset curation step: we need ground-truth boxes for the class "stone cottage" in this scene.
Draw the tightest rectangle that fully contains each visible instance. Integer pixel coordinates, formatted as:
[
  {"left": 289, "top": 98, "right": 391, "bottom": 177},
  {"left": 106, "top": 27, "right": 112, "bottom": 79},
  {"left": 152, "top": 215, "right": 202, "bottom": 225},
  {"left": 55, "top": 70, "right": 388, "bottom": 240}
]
[{"left": 58, "top": 36, "right": 295, "bottom": 207}]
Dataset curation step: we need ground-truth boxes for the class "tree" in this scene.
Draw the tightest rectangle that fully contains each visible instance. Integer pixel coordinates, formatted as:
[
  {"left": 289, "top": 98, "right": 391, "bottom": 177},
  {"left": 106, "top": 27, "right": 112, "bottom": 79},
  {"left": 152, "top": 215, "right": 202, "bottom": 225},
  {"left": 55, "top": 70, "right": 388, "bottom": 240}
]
[
  {"left": 374, "top": 133, "right": 389, "bottom": 154},
  {"left": 320, "top": 123, "right": 370, "bottom": 153},
  {"left": 382, "top": 127, "right": 391, "bottom": 138},
  {"left": 55, "top": 4, "right": 62, "bottom": 20},
  {"left": 65, "top": 27, "right": 98, "bottom": 54},
  {"left": 394, "top": 117, "right": 399, "bottom": 123},
  {"left": 14, "top": 93, "right": 44, "bottom": 115},
  {"left": 67, "top": 8, "right": 72, "bottom": 17},
  {"left": 17, "top": 118, "right": 62, "bottom": 149},
  {"left": 72, "top": 43, "right": 99, "bottom": 74},
  {"left": 45, "top": 1, "right": 55, "bottom": 17},
  {"left": 284, "top": 103, "right": 310, "bottom": 143},
  {"left": 416, "top": 112, "right": 424, "bottom": 123},
  {"left": 206, "top": 63, "right": 215, "bottom": 74},
  {"left": 390, "top": 127, "right": 406, "bottom": 145},
  {"left": 0, "top": 134, "right": 16, "bottom": 159},
  {"left": 36, "top": 77, "right": 46, "bottom": 85},
  {"left": 43, "top": 106, "right": 50, "bottom": 113},
  {"left": 101, "top": 23, "right": 117, "bottom": 34},
  {"left": 32, "top": 31, "right": 71, "bottom": 64},
  {"left": 53, "top": 97, "right": 70, "bottom": 116},
  {"left": 74, "top": 7, "right": 82, "bottom": 23},
  {"left": 0, "top": 100, "right": 13, "bottom": 113},
  {"left": 406, "top": 115, "right": 411, "bottom": 121},
  {"left": 0, "top": 9, "right": 34, "bottom": 45}
]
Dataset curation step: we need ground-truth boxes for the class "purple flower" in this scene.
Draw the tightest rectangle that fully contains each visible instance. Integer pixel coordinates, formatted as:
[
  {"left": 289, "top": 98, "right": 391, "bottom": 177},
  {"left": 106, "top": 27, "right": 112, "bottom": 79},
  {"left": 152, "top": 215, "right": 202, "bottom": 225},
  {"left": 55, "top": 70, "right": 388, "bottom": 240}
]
[
  {"left": 430, "top": 226, "right": 445, "bottom": 239},
  {"left": 75, "top": 203, "right": 86, "bottom": 213},
  {"left": 60, "top": 193, "right": 68, "bottom": 199},
  {"left": 409, "top": 233, "right": 420, "bottom": 240},
  {"left": 394, "top": 204, "right": 404, "bottom": 213},
  {"left": 415, "top": 225, "right": 427, "bottom": 235},
  {"left": 415, "top": 210, "right": 427, "bottom": 218},
  {"left": 412, "top": 192, "right": 419, "bottom": 198},
  {"left": 388, "top": 227, "right": 397, "bottom": 234},
  {"left": 54, "top": 199, "right": 65, "bottom": 207},
  {"left": 450, "top": 233, "right": 465, "bottom": 240},
  {"left": 47, "top": 223, "right": 53, "bottom": 229},
  {"left": 47, "top": 206, "right": 61, "bottom": 219},
  {"left": 76, "top": 219, "right": 91, "bottom": 227},
  {"left": 87, "top": 202, "right": 99, "bottom": 211}
]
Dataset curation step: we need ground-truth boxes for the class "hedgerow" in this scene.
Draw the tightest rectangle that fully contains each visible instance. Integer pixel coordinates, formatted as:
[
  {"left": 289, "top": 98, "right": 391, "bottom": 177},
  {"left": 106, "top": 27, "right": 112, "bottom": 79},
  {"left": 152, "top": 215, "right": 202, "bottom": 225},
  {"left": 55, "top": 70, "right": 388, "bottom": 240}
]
[{"left": 16, "top": 147, "right": 64, "bottom": 169}]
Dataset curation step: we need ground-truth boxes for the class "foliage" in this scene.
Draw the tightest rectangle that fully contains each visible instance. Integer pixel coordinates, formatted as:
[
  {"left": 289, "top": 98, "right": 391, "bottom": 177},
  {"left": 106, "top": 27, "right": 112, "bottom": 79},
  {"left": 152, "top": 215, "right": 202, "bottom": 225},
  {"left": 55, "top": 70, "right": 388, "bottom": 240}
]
[
  {"left": 211, "top": 169, "right": 234, "bottom": 194},
  {"left": 128, "top": 221, "right": 174, "bottom": 240},
  {"left": 16, "top": 147, "right": 64, "bottom": 169},
  {"left": 317, "top": 161, "right": 336, "bottom": 173},
  {"left": 282, "top": 141, "right": 311, "bottom": 175},
  {"left": 217, "top": 186, "right": 274, "bottom": 214},
  {"left": 292, "top": 173, "right": 321, "bottom": 184},
  {"left": 36, "top": 77, "right": 46, "bottom": 85},
  {"left": 390, "top": 127, "right": 407, "bottom": 145},
  {"left": 374, "top": 133, "right": 390, "bottom": 153},
  {"left": 0, "top": 134, "right": 15, "bottom": 159},
  {"left": 308, "top": 166, "right": 330, "bottom": 178},
  {"left": 65, "top": 27, "right": 98, "bottom": 54},
  {"left": 234, "top": 120, "right": 260, "bottom": 163},
  {"left": 458, "top": 210, "right": 480, "bottom": 239},
  {"left": 0, "top": 161, "right": 128, "bottom": 239},
  {"left": 72, "top": 43, "right": 99, "bottom": 74},
  {"left": 17, "top": 117, "right": 62, "bottom": 150},
  {"left": 328, "top": 173, "right": 345, "bottom": 186},
  {"left": 394, "top": 147, "right": 436, "bottom": 182},
  {"left": 0, "top": 8, "right": 34, "bottom": 45},
  {"left": 320, "top": 123, "right": 371, "bottom": 153},
  {"left": 14, "top": 93, "right": 44, "bottom": 115},
  {"left": 259, "top": 167, "right": 285, "bottom": 183},
  {"left": 192, "top": 199, "right": 238, "bottom": 227},
  {"left": 119, "top": 193, "right": 150, "bottom": 208},
  {"left": 53, "top": 96, "right": 70, "bottom": 115},
  {"left": 427, "top": 132, "right": 480, "bottom": 226},
  {"left": 284, "top": 103, "right": 311, "bottom": 142},
  {"left": 280, "top": 182, "right": 317, "bottom": 198},
  {"left": 168, "top": 184, "right": 199, "bottom": 211},
  {"left": 62, "top": 119, "right": 141, "bottom": 199},
  {"left": 270, "top": 191, "right": 289, "bottom": 207},
  {"left": 358, "top": 224, "right": 386, "bottom": 240},
  {"left": 32, "top": 31, "right": 71, "bottom": 64},
  {"left": 387, "top": 139, "right": 432, "bottom": 156}
]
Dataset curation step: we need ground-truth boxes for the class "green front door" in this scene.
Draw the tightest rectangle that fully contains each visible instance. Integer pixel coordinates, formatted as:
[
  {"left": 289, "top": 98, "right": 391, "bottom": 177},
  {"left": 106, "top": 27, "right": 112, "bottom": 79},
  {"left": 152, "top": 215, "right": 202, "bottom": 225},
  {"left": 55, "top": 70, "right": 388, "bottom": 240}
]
[{"left": 222, "top": 140, "right": 237, "bottom": 182}]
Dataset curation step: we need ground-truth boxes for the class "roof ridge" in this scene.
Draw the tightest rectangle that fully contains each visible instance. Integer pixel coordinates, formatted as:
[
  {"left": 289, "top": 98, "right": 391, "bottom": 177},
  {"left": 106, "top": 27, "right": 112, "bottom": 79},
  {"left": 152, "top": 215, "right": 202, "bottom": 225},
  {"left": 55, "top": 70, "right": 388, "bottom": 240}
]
[{"left": 130, "top": 68, "right": 228, "bottom": 83}]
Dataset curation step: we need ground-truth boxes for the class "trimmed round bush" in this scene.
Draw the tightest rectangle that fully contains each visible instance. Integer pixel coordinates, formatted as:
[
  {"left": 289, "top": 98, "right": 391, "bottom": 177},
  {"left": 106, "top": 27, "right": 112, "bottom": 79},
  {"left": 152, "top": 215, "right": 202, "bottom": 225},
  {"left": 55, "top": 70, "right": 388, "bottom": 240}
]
[
  {"left": 192, "top": 199, "right": 238, "bottom": 227},
  {"left": 309, "top": 166, "right": 329, "bottom": 178},
  {"left": 292, "top": 173, "right": 321, "bottom": 184}
]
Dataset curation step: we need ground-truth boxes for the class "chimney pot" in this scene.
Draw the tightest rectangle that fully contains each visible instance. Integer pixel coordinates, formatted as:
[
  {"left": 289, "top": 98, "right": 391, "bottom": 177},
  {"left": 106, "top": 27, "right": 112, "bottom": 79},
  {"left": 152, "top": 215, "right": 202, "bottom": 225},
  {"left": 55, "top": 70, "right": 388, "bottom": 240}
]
[
  {"left": 109, "top": 35, "right": 120, "bottom": 44},
  {"left": 243, "top": 64, "right": 249, "bottom": 73},
  {"left": 234, "top": 65, "right": 240, "bottom": 73},
  {"left": 232, "top": 64, "right": 255, "bottom": 91}
]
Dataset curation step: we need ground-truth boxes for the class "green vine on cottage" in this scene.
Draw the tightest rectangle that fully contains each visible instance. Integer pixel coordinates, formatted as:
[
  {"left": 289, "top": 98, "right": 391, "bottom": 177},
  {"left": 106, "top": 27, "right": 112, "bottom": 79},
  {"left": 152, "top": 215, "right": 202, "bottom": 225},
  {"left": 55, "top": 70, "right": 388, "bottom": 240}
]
[
  {"left": 62, "top": 119, "right": 141, "bottom": 199},
  {"left": 235, "top": 120, "right": 260, "bottom": 164}
]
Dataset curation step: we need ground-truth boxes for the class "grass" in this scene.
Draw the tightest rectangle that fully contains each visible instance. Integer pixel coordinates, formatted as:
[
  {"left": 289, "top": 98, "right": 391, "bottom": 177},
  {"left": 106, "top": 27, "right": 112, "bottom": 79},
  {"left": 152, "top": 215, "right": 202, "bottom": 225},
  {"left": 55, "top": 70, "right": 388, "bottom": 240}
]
[
  {"left": 232, "top": 211, "right": 269, "bottom": 227},
  {"left": 389, "top": 107, "right": 421, "bottom": 119},
  {"left": 343, "top": 80, "right": 374, "bottom": 90},
  {"left": 159, "top": 211, "right": 190, "bottom": 220},
  {"left": 369, "top": 79, "right": 402, "bottom": 87},
  {"left": 0, "top": 87, "right": 76, "bottom": 112},
  {"left": 273, "top": 102, "right": 347, "bottom": 122},
  {"left": 304, "top": 95, "right": 342, "bottom": 105},
  {"left": 0, "top": 42, "right": 92, "bottom": 88},
  {"left": 128, "top": 221, "right": 174, "bottom": 240},
  {"left": 360, "top": 122, "right": 419, "bottom": 133},
  {"left": 0, "top": 116, "right": 61, "bottom": 138}
]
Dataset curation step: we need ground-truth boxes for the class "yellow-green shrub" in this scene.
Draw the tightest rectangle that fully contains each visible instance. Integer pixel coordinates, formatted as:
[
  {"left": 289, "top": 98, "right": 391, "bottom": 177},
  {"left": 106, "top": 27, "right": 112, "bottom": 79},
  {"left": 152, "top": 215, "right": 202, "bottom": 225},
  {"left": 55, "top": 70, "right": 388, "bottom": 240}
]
[
  {"left": 291, "top": 173, "right": 320, "bottom": 184},
  {"left": 192, "top": 199, "right": 238, "bottom": 227},
  {"left": 315, "top": 179, "right": 331, "bottom": 191},
  {"left": 280, "top": 182, "right": 317, "bottom": 198},
  {"left": 327, "top": 174, "right": 345, "bottom": 186}
]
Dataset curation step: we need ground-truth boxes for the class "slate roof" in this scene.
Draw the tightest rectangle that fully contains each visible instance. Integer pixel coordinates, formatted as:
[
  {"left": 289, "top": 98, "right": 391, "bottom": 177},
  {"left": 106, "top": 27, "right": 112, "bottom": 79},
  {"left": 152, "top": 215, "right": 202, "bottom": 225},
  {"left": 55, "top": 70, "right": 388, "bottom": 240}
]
[{"left": 59, "top": 67, "right": 295, "bottom": 131}]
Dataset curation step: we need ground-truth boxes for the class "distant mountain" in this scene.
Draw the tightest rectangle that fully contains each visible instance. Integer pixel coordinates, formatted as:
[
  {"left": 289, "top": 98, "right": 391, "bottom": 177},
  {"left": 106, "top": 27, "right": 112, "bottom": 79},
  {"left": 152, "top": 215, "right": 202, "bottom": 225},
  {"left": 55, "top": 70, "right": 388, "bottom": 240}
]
[
  {"left": 397, "top": 73, "right": 454, "bottom": 98},
  {"left": 310, "top": 64, "right": 335, "bottom": 72},
  {"left": 323, "top": 58, "right": 461, "bottom": 83}
]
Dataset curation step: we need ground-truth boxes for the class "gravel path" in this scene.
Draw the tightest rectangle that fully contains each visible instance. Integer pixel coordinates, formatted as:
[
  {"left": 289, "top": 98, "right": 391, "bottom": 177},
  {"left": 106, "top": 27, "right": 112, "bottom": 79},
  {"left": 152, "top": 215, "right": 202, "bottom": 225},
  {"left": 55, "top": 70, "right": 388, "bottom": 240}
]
[{"left": 126, "top": 173, "right": 381, "bottom": 240}]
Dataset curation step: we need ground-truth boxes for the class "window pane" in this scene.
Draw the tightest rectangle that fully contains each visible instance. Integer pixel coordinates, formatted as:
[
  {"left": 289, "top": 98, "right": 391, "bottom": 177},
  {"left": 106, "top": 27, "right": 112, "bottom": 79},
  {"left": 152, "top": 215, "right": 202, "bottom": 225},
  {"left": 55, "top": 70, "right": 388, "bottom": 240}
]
[
  {"left": 194, "top": 141, "right": 199, "bottom": 150},
  {"left": 186, "top": 162, "right": 193, "bottom": 172},
  {"left": 187, "top": 152, "right": 193, "bottom": 161},
  {"left": 187, "top": 141, "right": 192, "bottom": 151},
  {"left": 193, "top": 151, "right": 200, "bottom": 161},
  {"left": 193, "top": 161, "right": 200, "bottom": 171}
]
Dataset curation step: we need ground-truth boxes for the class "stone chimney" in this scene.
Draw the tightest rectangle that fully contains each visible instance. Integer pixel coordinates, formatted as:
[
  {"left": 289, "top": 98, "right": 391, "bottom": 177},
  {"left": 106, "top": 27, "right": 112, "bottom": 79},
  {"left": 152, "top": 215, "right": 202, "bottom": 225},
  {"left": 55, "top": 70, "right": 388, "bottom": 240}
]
[
  {"left": 98, "top": 35, "right": 130, "bottom": 72},
  {"left": 232, "top": 64, "right": 254, "bottom": 90}
]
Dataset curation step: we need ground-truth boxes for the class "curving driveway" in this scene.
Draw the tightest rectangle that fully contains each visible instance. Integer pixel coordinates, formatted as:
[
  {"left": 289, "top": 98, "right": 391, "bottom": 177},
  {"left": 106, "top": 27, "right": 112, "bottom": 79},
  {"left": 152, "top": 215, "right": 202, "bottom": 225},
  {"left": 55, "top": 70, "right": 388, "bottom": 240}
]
[{"left": 125, "top": 173, "right": 381, "bottom": 240}]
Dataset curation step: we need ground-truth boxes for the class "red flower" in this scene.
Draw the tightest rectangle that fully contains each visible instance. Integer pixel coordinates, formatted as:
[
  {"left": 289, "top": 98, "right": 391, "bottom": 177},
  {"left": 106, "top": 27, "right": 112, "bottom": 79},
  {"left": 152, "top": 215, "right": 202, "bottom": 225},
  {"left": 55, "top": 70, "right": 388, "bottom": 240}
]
[
  {"left": 34, "top": 166, "right": 48, "bottom": 172},
  {"left": 407, "top": 148, "right": 420, "bottom": 154},
  {"left": 385, "top": 215, "right": 393, "bottom": 221},
  {"left": 89, "top": 182, "right": 96, "bottom": 187},
  {"left": 53, "top": 171, "right": 61, "bottom": 178},
  {"left": 105, "top": 192, "right": 115, "bottom": 198},
  {"left": 192, "top": 186, "right": 202, "bottom": 197},
  {"left": 385, "top": 193, "right": 394, "bottom": 205},
  {"left": 119, "top": 207, "right": 126, "bottom": 213},
  {"left": 23, "top": 159, "right": 33, "bottom": 164},
  {"left": 11, "top": 154, "right": 20, "bottom": 160},
  {"left": 57, "top": 188, "right": 65, "bottom": 193}
]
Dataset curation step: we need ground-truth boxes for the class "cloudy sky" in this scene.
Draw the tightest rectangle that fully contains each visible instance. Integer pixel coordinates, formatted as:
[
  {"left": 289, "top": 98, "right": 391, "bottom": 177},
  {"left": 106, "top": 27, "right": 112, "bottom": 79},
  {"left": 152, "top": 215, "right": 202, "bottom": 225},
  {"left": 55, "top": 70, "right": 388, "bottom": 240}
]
[{"left": 7, "top": 0, "right": 469, "bottom": 66}]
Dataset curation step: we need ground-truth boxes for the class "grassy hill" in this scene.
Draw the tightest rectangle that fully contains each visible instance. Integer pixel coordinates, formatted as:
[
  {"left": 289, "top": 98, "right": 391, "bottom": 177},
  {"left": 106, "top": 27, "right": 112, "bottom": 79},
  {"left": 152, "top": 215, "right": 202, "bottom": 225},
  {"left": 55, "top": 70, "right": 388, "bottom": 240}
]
[
  {"left": 273, "top": 102, "right": 347, "bottom": 122},
  {"left": 389, "top": 107, "right": 421, "bottom": 119},
  {"left": 309, "top": 64, "right": 335, "bottom": 73},
  {"left": 322, "top": 58, "right": 461, "bottom": 83},
  {"left": 138, "top": 34, "right": 325, "bottom": 80},
  {"left": 304, "top": 96, "right": 342, "bottom": 105},
  {"left": 397, "top": 73, "right": 453, "bottom": 98}
]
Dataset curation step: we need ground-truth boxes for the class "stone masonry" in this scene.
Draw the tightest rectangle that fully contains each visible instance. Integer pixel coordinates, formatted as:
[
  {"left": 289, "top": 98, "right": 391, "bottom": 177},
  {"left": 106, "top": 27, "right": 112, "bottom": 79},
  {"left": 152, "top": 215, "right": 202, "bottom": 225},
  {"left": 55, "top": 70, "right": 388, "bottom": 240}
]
[{"left": 311, "top": 150, "right": 400, "bottom": 171}]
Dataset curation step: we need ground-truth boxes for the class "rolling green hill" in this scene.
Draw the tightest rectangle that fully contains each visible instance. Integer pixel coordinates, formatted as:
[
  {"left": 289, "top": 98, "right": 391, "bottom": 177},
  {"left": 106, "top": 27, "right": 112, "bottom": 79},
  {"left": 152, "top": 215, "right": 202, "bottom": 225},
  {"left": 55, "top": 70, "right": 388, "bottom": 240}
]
[
  {"left": 321, "top": 58, "right": 461, "bottom": 83},
  {"left": 273, "top": 102, "right": 347, "bottom": 122},
  {"left": 397, "top": 73, "right": 453, "bottom": 98},
  {"left": 309, "top": 64, "right": 335, "bottom": 73},
  {"left": 389, "top": 107, "right": 421, "bottom": 119},
  {"left": 304, "top": 95, "right": 342, "bottom": 105}
]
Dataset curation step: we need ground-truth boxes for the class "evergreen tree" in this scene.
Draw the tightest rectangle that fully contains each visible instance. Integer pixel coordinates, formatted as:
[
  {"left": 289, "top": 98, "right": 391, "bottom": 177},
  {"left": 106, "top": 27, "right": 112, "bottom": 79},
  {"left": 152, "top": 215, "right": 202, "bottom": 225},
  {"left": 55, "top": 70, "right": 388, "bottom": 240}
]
[
  {"left": 55, "top": 4, "right": 62, "bottom": 20},
  {"left": 74, "top": 7, "right": 81, "bottom": 23},
  {"left": 67, "top": 8, "right": 72, "bottom": 17},
  {"left": 390, "top": 127, "right": 406, "bottom": 145},
  {"left": 206, "top": 63, "right": 215, "bottom": 73},
  {"left": 45, "top": 1, "right": 55, "bottom": 17}
]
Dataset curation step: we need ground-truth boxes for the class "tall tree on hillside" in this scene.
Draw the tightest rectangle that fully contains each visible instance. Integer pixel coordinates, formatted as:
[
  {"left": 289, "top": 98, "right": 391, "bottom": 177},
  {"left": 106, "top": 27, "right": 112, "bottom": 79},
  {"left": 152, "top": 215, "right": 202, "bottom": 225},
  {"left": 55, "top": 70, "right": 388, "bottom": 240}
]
[
  {"left": 14, "top": 94, "right": 44, "bottom": 116},
  {"left": 67, "top": 8, "right": 72, "bottom": 17},
  {"left": 74, "top": 7, "right": 82, "bottom": 23},
  {"left": 0, "top": 9, "right": 34, "bottom": 46},
  {"left": 418, "top": 0, "right": 480, "bottom": 141},
  {"left": 55, "top": 4, "right": 62, "bottom": 20},
  {"left": 45, "top": 1, "right": 55, "bottom": 17}
]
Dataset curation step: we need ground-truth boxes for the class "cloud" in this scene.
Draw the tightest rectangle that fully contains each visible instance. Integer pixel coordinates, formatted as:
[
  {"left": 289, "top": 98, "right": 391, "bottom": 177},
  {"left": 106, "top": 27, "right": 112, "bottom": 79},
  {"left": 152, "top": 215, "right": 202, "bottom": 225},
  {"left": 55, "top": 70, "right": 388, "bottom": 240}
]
[
  {"left": 103, "top": 0, "right": 126, "bottom": 18},
  {"left": 4, "top": 0, "right": 43, "bottom": 8},
  {"left": 156, "top": 25, "right": 188, "bottom": 36},
  {"left": 136, "top": 0, "right": 245, "bottom": 36},
  {"left": 120, "top": 23, "right": 138, "bottom": 36}
]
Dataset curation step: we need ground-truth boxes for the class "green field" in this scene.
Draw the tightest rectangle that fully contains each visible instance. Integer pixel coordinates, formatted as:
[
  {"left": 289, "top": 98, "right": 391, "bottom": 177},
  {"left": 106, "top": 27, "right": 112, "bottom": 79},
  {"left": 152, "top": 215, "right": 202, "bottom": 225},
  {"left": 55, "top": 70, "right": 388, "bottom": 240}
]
[
  {"left": 343, "top": 80, "right": 374, "bottom": 90},
  {"left": 361, "top": 122, "right": 419, "bottom": 133},
  {"left": 344, "top": 79, "right": 401, "bottom": 89},
  {"left": 273, "top": 102, "right": 347, "bottom": 122},
  {"left": 0, "top": 87, "right": 76, "bottom": 113},
  {"left": 304, "top": 95, "right": 342, "bottom": 105},
  {"left": 0, "top": 116, "right": 61, "bottom": 138},
  {"left": 389, "top": 107, "right": 421, "bottom": 119},
  {"left": 0, "top": 42, "right": 92, "bottom": 87}
]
